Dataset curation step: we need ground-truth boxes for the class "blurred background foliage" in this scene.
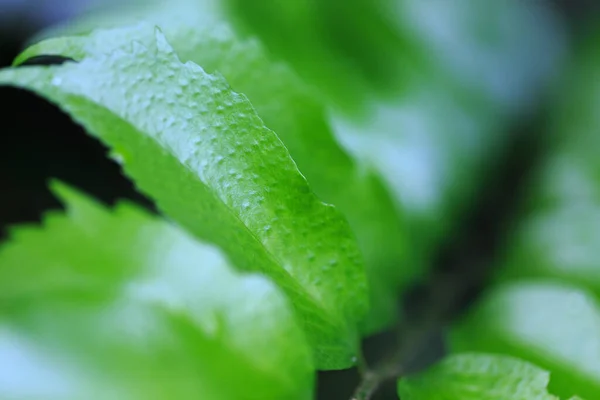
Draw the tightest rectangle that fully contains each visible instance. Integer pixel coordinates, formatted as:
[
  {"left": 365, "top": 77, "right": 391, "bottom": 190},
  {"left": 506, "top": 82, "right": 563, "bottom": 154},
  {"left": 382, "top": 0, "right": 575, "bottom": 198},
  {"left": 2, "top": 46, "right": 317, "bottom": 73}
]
[{"left": 1, "top": 0, "right": 600, "bottom": 399}]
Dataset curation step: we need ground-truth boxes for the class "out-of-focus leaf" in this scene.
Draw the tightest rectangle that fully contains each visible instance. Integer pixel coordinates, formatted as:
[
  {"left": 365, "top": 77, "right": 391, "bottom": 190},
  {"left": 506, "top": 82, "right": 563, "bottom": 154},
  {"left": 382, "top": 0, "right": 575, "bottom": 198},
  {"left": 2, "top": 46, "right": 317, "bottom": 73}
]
[
  {"left": 328, "top": 0, "right": 564, "bottom": 255},
  {"left": 221, "top": 0, "right": 418, "bottom": 111},
  {"left": 390, "top": 0, "right": 564, "bottom": 114},
  {"left": 19, "top": 8, "right": 410, "bottom": 334},
  {"left": 525, "top": 30, "right": 600, "bottom": 211},
  {"left": 224, "top": 0, "right": 564, "bottom": 113},
  {"left": 0, "top": 182, "right": 314, "bottom": 400},
  {"left": 499, "top": 205, "right": 600, "bottom": 297},
  {"left": 397, "top": 353, "right": 558, "bottom": 400},
  {"left": 451, "top": 282, "right": 600, "bottom": 399},
  {"left": 0, "top": 26, "right": 368, "bottom": 369},
  {"left": 330, "top": 86, "right": 503, "bottom": 255},
  {"left": 496, "top": 29, "right": 600, "bottom": 304}
]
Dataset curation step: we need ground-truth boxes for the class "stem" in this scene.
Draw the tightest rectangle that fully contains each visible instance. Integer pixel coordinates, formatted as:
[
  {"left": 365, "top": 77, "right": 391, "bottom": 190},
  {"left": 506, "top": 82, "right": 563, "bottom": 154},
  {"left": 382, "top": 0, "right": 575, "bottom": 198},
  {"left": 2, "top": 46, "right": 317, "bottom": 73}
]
[
  {"left": 349, "top": 282, "right": 464, "bottom": 400},
  {"left": 352, "top": 361, "right": 403, "bottom": 400},
  {"left": 355, "top": 347, "right": 369, "bottom": 377}
]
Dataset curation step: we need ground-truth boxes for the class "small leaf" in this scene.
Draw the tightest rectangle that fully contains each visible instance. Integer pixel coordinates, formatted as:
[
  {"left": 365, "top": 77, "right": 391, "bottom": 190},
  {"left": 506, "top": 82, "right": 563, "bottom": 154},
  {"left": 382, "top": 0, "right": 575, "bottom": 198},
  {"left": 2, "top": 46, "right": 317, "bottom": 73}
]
[
  {"left": 0, "top": 182, "right": 314, "bottom": 400},
  {"left": 398, "top": 353, "right": 558, "bottom": 400},
  {"left": 451, "top": 282, "right": 600, "bottom": 399},
  {"left": 0, "top": 25, "right": 368, "bottom": 369}
]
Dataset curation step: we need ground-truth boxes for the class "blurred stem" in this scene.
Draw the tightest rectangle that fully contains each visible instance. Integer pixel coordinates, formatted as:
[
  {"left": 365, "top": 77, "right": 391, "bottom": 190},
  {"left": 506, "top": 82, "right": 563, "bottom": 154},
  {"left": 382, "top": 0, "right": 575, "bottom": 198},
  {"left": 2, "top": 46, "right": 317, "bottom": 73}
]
[
  {"left": 350, "top": 272, "right": 484, "bottom": 400},
  {"left": 355, "top": 347, "right": 369, "bottom": 377},
  {"left": 351, "top": 356, "right": 403, "bottom": 400}
]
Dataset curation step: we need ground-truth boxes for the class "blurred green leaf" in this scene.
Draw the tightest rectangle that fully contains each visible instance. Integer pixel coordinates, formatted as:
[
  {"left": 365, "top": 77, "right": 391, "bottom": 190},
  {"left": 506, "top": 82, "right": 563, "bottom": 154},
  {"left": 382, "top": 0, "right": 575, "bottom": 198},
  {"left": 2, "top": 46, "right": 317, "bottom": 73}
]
[
  {"left": 495, "top": 29, "right": 600, "bottom": 309},
  {"left": 451, "top": 282, "right": 600, "bottom": 399},
  {"left": 499, "top": 205, "right": 600, "bottom": 296},
  {"left": 330, "top": 86, "right": 503, "bottom": 255},
  {"left": 0, "top": 182, "right": 314, "bottom": 400},
  {"left": 391, "top": 0, "right": 564, "bottom": 113},
  {"left": 0, "top": 26, "right": 368, "bottom": 369},
  {"left": 326, "top": 0, "right": 565, "bottom": 256},
  {"left": 526, "top": 31, "right": 600, "bottom": 211},
  {"left": 223, "top": 0, "right": 564, "bottom": 113},
  {"left": 398, "top": 353, "right": 558, "bottom": 400},
  {"left": 221, "top": 0, "right": 418, "bottom": 111}
]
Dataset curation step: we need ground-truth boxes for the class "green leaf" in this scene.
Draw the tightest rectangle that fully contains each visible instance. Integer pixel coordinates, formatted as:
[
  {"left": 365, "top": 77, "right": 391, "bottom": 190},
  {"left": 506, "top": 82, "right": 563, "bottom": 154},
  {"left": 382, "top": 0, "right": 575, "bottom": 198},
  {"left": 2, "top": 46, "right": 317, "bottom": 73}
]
[
  {"left": 168, "top": 23, "right": 408, "bottom": 333},
  {"left": 331, "top": 87, "right": 501, "bottom": 254},
  {"left": 397, "top": 353, "right": 558, "bottom": 400},
  {"left": 223, "top": 0, "right": 564, "bottom": 113},
  {"left": 30, "top": 0, "right": 410, "bottom": 334},
  {"left": 19, "top": 9, "right": 410, "bottom": 334},
  {"left": 450, "top": 282, "right": 600, "bottom": 399},
  {"left": 495, "top": 32, "right": 600, "bottom": 312},
  {"left": 0, "top": 25, "right": 368, "bottom": 369},
  {"left": 0, "top": 182, "right": 314, "bottom": 400},
  {"left": 221, "top": 0, "right": 416, "bottom": 111},
  {"left": 390, "top": 0, "right": 565, "bottom": 114},
  {"left": 526, "top": 32, "right": 600, "bottom": 211}
]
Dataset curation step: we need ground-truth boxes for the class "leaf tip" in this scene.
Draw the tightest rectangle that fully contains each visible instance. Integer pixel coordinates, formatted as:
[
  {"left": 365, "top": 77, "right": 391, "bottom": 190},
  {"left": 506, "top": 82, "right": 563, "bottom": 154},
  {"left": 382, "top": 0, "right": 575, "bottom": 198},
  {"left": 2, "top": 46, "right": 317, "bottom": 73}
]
[
  {"left": 48, "top": 180, "right": 106, "bottom": 219},
  {"left": 153, "top": 26, "right": 174, "bottom": 55},
  {"left": 48, "top": 179, "right": 77, "bottom": 203}
]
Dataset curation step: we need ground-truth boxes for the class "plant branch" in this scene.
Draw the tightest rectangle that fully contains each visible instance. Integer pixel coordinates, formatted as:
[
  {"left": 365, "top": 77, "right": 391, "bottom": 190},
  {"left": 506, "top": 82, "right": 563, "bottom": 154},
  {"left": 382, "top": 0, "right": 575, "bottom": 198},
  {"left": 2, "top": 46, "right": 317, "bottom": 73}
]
[{"left": 350, "top": 273, "right": 477, "bottom": 400}]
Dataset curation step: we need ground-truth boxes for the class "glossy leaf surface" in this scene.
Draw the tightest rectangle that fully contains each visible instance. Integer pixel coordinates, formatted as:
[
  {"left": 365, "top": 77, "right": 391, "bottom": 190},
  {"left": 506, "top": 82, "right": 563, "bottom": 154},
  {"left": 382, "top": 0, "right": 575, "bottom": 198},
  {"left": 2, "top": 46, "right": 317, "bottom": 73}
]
[
  {"left": 0, "top": 26, "right": 368, "bottom": 369},
  {"left": 19, "top": 8, "right": 410, "bottom": 333}
]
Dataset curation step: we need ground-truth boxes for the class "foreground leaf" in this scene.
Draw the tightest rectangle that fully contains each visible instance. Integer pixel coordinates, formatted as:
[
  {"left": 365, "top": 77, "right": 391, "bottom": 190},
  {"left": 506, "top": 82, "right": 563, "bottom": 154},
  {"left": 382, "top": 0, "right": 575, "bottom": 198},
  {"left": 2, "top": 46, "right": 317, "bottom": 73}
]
[
  {"left": 451, "top": 282, "right": 600, "bottom": 399},
  {"left": 169, "top": 22, "right": 409, "bottom": 333},
  {"left": 20, "top": 10, "right": 410, "bottom": 333},
  {"left": 398, "top": 353, "right": 558, "bottom": 400},
  {"left": 0, "top": 182, "right": 314, "bottom": 400},
  {"left": 0, "top": 26, "right": 368, "bottom": 369},
  {"left": 525, "top": 30, "right": 600, "bottom": 211}
]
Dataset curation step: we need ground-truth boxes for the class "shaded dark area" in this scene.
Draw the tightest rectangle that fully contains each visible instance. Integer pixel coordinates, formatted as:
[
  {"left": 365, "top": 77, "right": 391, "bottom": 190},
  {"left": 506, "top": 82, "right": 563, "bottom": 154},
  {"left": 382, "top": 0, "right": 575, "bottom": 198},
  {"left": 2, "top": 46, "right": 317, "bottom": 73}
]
[
  {"left": 18, "top": 54, "right": 76, "bottom": 66},
  {"left": 0, "top": 1, "right": 598, "bottom": 400},
  {"left": 0, "top": 86, "right": 156, "bottom": 240},
  {"left": 0, "top": 22, "right": 156, "bottom": 240}
]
